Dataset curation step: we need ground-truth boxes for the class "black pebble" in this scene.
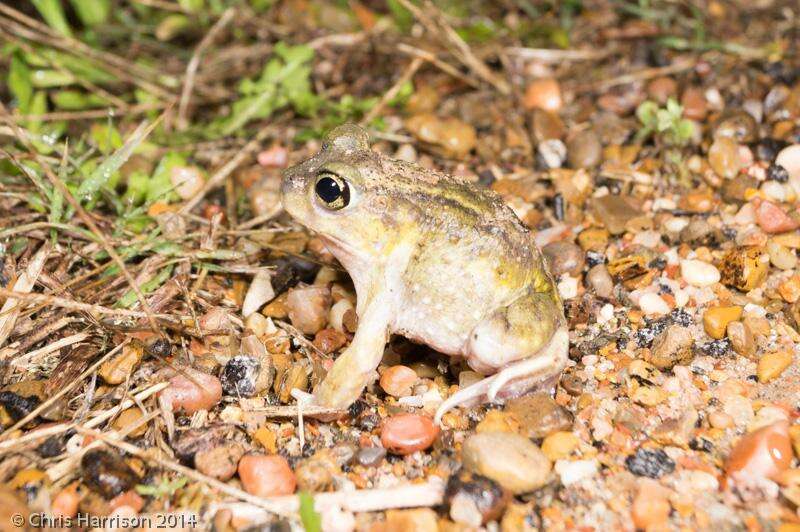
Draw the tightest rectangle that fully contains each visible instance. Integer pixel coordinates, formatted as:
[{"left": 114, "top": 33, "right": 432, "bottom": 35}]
[{"left": 625, "top": 448, "right": 675, "bottom": 479}]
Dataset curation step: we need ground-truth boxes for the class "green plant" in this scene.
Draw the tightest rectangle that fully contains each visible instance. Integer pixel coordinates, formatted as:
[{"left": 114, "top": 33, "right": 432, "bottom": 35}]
[
  {"left": 298, "top": 492, "right": 321, "bottom": 532},
  {"left": 635, "top": 98, "right": 694, "bottom": 147},
  {"left": 136, "top": 476, "right": 187, "bottom": 499}
]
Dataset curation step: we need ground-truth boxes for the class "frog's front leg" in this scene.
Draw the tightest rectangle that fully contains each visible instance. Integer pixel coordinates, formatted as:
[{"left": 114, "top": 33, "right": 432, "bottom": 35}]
[{"left": 310, "top": 297, "right": 393, "bottom": 409}]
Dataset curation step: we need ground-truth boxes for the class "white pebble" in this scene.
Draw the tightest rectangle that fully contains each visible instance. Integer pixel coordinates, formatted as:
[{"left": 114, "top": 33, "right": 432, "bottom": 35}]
[
  {"left": 638, "top": 293, "right": 670, "bottom": 315},
  {"left": 597, "top": 303, "right": 615, "bottom": 324},
  {"left": 557, "top": 275, "right": 579, "bottom": 299},
  {"left": 663, "top": 217, "right": 689, "bottom": 233},
  {"left": 674, "top": 289, "right": 689, "bottom": 308},
  {"left": 743, "top": 303, "right": 767, "bottom": 317},
  {"left": 680, "top": 259, "right": 720, "bottom": 288},
  {"left": 776, "top": 144, "right": 800, "bottom": 195},
  {"left": 760, "top": 180, "right": 786, "bottom": 202},
  {"left": 652, "top": 198, "right": 677, "bottom": 211},
  {"left": 632, "top": 230, "right": 661, "bottom": 248},
  {"left": 555, "top": 459, "right": 598, "bottom": 486}
]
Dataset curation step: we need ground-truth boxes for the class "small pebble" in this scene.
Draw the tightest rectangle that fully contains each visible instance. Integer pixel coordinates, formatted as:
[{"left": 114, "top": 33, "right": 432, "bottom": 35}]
[
  {"left": 639, "top": 293, "right": 670, "bottom": 315},
  {"left": 356, "top": 447, "right": 386, "bottom": 467},
  {"left": 680, "top": 259, "right": 720, "bottom": 287},
  {"left": 524, "top": 78, "right": 562, "bottom": 112},
  {"left": 543, "top": 241, "right": 585, "bottom": 277},
  {"left": 380, "top": 413, "right": 438, "bottom": 455},
  {"left": 81, "top": 450, "right": 139, "bottom": 499},
  {"left": 703, "top": 306, "right": 743, "bottom": 339},
  {"left": 286, "top": 285, "right": 332, "bottom": 335},
  {"left": 379, "top": 365, "right": 419, "bottom": 398},
  {"left": 196, "top": 442, "right": 244, "bottom": 481},
  {"left": 587, "top": 264, "right": 614, "bottom": 298},
  {"left": 461, "top": 432, "right": 552, "bottom": 494},
  {"left": 238, "top": 454, "right": 296, "bottom": 497},
  {"left": 726, "top": 421, "right": 792, "bottom": 482},
  {"left": 632, "top": 480, "right": 671, "bottom": 529},
  {"left": 757, "top": 351, "right": 793, "bottom": 383},
  {"left": 775, "top": 144, "right": 800, "bottom": 195},
  {"left": 709, "top": 137, "right": 742, "bottom": 179},
  {"left": 170, "top": 166, "right": 205, "bottom": 200},
  {"left": 445, "top": 470, "right": 509, "bottom": 526},
  {"left": 99, "top": 343, "right": 144, "bottom": 385},
  {"left": 161, "top": 368, "right": 222, "bottom": 414},
  {"left": 756, "top": 200, "right": 799, "bottom": 234},
  {"left": 257, "top": 145, "right": 288, "bottom": 168},
  {"left": 566, "top": 130, "right": 602, "bottom": 168},
  {"left": 504, "top": 393, "right": 573, "bottom": 439},
  {"left": 541, "top": 431, "right": 580, "bottom": 461},
  {"left": 726, "top": 321, "right": 756, "bottom": 359}
]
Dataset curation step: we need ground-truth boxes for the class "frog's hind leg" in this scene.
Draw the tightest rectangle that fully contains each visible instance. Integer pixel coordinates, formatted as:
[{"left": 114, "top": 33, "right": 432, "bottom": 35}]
[{"left": 434, "top": 290, "right": 568, "bottom": 425}]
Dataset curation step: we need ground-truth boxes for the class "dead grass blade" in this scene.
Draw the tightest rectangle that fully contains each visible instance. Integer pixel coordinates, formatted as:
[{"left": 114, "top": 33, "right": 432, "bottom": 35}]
[{"left": 0, "top": 243, "right": 50, "bottom": 349}]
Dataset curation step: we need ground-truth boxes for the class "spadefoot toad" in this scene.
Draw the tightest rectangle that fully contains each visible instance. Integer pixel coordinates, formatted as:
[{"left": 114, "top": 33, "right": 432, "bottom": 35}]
[{"left": 281, "top": 124, "right": 568, "bottom": 423}]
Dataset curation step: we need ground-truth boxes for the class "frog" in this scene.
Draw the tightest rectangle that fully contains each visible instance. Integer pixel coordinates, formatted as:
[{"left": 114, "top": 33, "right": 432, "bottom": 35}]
[{"left": 280, "top": 124, "right": 568, "bottom": 424}]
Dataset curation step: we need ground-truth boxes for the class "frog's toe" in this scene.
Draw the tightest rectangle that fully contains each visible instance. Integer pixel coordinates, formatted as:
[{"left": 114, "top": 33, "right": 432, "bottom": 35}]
[{"left": 434, "top": 378, "right": 493, "bottom": 425}]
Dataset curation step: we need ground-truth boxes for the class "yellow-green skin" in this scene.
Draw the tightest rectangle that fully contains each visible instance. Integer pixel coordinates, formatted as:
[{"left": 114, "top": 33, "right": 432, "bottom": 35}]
[{"left": 281, "top": 124, "right": 568, "bottom": 422}]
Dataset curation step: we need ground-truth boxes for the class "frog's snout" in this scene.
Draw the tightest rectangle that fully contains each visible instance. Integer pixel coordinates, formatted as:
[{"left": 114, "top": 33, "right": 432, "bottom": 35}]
[{"left": 280, "top": 167, "right": 303, "bottom": 216}]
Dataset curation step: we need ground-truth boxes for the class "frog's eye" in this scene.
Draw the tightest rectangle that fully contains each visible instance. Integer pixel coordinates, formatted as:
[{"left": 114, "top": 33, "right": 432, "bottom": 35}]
[{"left": 314, "top": 172, "right": 350, "bottom": 210}]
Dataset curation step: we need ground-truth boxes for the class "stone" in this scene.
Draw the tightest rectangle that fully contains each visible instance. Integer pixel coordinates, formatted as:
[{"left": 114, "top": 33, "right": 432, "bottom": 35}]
[
  {"left": 756, "top": 200, "right": 799, "bottom": 234},
  {"left": 461, "top": 432, "right": 552, "bottom": 494},
  {"left": 170, "top": 166, "right": 205, "bottom": 200},
  {"left": 531, "top": 109, "right": 565, "bottom": 142},
  {"left": 648, "top": 325, "right": 694, "bottom": 370},
  {"left": 542, "top": 241, "right": 585, "bottom": 277},
  {"left": 708, "top": 137, "right": 742, "bottom": 179},
  {"left": 775, "top": 144, "right": 800, "bottom": 196},
  {"left": 577, "top": 228, "right": 609, "bottom": 252},
  {"left": 586, "top": 264, "right": 614, "bottom": 298},
  {"left": 161, "top": 368, "right": 223, "bottom": 414},
  {"left": 195, "top": 442, "right": 244, "bottom": 481},
  {"left": 444, "top": 470, "right": 510, "bottom": 526},
  {"left": 566, "top": 130, "right": 602, "bottom": 168},
  {"left": 768, "top": 240, "right": 798, "bottom": 270},
  {"left": 681, "top": 87, "right": 707, "bottom": 120},
  {"left": 647, "top": 77, "right": 677, "bottom": 103},
  {"left": 727, "top": 321, "right": 756, "bottom": 359},
  {"left": 758, "top": 351, "right": 793, "bottom": 383},
  {"left": 81, "top": 450, "right": 139, "bottom": 499},
  {"left": 632, "top": 480, "right": 671, "bottom": 529},
  {"left": 111, "top": 408, "right": 148, "bottom": 438},
  {"left": 504, "top": 393, "right": 573, "bottom": 439},
  {"left": 703, "top": 306, "right": 743, "bottom": 339},
  {"left": 379, "top": 365, "right": 419, "bottom": 398},
  {"left": 713, "top": 109, "right": 758, "bottom": 143},
  {"left": 680, "top": 259, "right": 720, "bottom": 287},
  {"left": 99, "top": 343, "right": 144, "bottom": 385},
  {"left": 238, "top": 454, "right": 296, "bottom": 497},
  {"left": 356, "top": 446, "right": 386, "bottom": 467},
  {"left": 286, "top": 285, "right": 332, "bottom": 335},
  {"left": 639, "top": 293, "right": 670, "bottom": 316},
  {"left": 719, "top": 247, "right": 769, "bottom": 292},
  {"left": 380, "top": 413, "right": 439, "bottom": 455},
  {"left": 541, "top": 431, "right": 580, "bottom": 461},
  {"left": 384, "top": 508, "right": 439, "bottom": 532},
  {"left": 590, "top": 195, "right": 641, "bottom": 235},
  {"left": 779, "top": 276, "right": 800, "bottom": 303},
  {"left": 726, "top": 421, "right": 792, "bottom": 482},
  {"left": 524, "top": 78, "right": 562, "bottom": 112}
]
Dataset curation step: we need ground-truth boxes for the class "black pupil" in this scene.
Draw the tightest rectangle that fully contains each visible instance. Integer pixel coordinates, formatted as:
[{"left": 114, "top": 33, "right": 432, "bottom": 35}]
[{"left": 315, "top": 176, "right": 348, "bottom": 206}]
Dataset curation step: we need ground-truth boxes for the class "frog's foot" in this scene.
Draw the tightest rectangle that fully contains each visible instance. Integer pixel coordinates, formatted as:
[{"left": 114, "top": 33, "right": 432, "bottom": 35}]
[{"left": 434, "top": 326, "right": 568, "bottom": 425}]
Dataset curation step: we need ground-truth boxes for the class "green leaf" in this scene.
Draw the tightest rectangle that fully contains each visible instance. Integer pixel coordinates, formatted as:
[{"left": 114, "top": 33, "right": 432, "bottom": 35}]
[
  {"left": 635, "top": 101, "right": 658, "bottom": 127},
  {"left": 665, "top": 97, "right": 682, "bottom": 119},
  {"left": 30, "top": 69, "right": 75, "bottom": 88},
  {"left": 147, "top": 152, "right": 187, "bottom": 203},
  {"left": 77, "top": 121, "right": 156, "bottom": 204},
  {"left": 116, "top": 264, "right": 173, "bottom": 308},
  {"left": 31, "top": 0, "right": 73, "bottom": 37},
  {"left": 69, "top": 0, "right": 111, "bottom": 26},
  {"left": 51, "top": 90, "right": 107, "bottom": 110},
  {"left": 386, "top": 0, "right": 413, "bottom": 32},
  {"left": 298, "top": 492, "right": 321, "bottom": 532},
  {"left": 9, "top": 53, "right": 33, "bottom": 113}
]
